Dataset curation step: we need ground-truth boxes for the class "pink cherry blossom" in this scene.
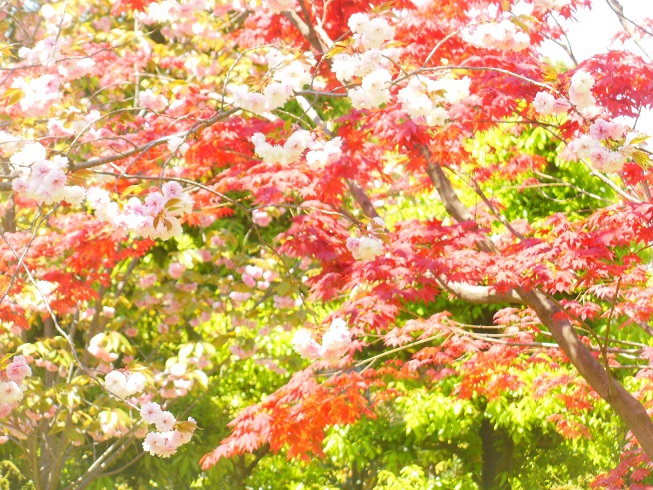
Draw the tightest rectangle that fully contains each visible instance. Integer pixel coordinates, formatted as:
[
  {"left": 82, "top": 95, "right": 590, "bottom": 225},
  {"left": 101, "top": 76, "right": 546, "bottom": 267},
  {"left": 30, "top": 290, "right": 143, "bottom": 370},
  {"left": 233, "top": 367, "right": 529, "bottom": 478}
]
[{"left": 168, "top": 262, "right": 186, "bottom": 279}]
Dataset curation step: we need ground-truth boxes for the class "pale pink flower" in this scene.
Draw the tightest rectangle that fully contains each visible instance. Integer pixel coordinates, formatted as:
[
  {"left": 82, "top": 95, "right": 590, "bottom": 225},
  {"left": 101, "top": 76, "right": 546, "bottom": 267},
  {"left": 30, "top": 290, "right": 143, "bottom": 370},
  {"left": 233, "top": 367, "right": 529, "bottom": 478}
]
[
  {"left": 139, "top": 274, "right": 157, "bottom": 288},
  {"left": 168, "top": 262, "right": 186, "bottom": 279},
  {"left": 145, "top": 192, "right": 166, "bottom": 214},
  {"left": 0, "top": 381, "right": 24, "bottom": 404},
  {"left": 6, "top": 356, "right": 31, "bottom": 384},
  {"left": 533, "top": 92, "right": 555, "bottom": 115},
  {"left": 551, "top": 98, "right": 571, "bottom": 114},
  {"left": 139, "top": 89, "right": 168, "bottom": 113},
  {"left": 165, "top": 315, "right": 180, "bottom": 325},
  {"left": 245, "top": 265, "right": 263, "bottom": 279},
  {"left": 242, "top": 273, "right": 256, "bottom": 288},
  {"left": 264, "top": 0, "right": 295, "bottom": 13},
  {"left": 273, "top": 295, "right": 295, "bottom": 309},
  {"left": 104, "top": 371, "right": 129, "bottom": 398},
  {"left": 589, "top": 118, "right": 615, "bottom": 141},
  {"left": 125, "top": 372, "right": 146, "bottom": 394},
  {"left": 0, "top": 404, "right": 12, "bottom": 418},
  {"left": 162, "top": 181, "right": 183, "bottom": 199},
  {"left": 346, "top": 236, "right": 384, "bottom": 261},
  {"left": 140, "top": 402, "right": 164, "bottom": 425},
  {"left": 320, "top": 318, "right": 352, "bottom": 362},
  {"left": 143, "top": 431, "right": 165, "bottom": 455},
  {"left": 155, "top": 411, "right": 177, "bottom": 432},
  {"left": 252, "top": 209, "right": 272, "bottom": 227},
  {"left": 291, "top": 329, "right": 321, "bottom": 360},
  {"left": 198, "top": 249, "right": 212, "bottom": 262},
  {"left": 229, "top": 291, "right": 251, "bottom": 303}
]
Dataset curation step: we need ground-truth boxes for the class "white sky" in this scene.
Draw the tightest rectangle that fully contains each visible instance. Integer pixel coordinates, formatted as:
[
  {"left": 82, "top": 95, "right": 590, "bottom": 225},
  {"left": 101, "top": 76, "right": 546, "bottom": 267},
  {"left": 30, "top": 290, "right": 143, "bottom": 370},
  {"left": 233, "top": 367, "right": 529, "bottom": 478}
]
[{"left": 538, "top": 0, "right": 653, "bottom": 63}]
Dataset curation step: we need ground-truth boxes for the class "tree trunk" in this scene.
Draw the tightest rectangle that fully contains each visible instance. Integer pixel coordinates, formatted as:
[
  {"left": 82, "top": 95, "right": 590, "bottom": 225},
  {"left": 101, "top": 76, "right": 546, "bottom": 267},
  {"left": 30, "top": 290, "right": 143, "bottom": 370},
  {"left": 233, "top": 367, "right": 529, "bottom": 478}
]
[{"left": 480, "top": 417, "right": 513, "bottom": 490}]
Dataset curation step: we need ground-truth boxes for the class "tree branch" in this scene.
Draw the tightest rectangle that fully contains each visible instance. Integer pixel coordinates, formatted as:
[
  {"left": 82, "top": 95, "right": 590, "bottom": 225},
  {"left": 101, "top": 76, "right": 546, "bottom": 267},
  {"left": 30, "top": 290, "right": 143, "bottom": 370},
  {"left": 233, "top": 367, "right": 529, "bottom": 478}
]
[
  {"left": 438, "top": 280, "right": 524, "bottom": 304},
  {"left": 282, "top": 10, "right": 328, "bottom": 53},
  {"left": 0, "top": 108, "right": 239, "bottom": 191},
  {"left": 423, "top": 148, "right": 653, "bottom": 461}
]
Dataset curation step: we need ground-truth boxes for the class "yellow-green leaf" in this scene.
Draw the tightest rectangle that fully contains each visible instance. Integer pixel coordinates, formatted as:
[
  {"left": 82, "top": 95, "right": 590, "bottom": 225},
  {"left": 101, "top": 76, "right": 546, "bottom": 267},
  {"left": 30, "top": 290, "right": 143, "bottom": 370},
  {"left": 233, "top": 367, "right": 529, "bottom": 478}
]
[
  {"left": 1, "top": 88, "right": 23, "bottom": 108},
  {"left": 632, "top": 150, "right": 651, "bottom": 166}
]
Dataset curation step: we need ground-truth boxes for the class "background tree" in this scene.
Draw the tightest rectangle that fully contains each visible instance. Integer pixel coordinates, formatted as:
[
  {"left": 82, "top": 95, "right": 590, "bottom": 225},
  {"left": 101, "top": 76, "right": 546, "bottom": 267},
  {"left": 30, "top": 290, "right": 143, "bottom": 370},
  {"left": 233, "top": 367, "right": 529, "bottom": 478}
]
[{"left": 1, "top": 0, "right": 653, "bottom": 488}]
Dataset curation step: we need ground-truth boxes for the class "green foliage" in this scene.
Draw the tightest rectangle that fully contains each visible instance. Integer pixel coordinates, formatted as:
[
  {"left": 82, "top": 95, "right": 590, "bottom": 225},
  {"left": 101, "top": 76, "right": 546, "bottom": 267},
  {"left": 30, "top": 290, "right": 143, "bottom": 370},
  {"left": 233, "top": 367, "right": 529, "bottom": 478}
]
[{"left": 466, "top": 125, "right": 616, "bottom": 223}]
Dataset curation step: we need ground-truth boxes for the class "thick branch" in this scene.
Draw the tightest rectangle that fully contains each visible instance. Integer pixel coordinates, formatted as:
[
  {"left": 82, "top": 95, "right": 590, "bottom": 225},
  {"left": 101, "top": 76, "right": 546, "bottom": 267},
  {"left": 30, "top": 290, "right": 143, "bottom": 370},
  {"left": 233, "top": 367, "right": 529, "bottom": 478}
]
[
  {"left": 439, "top": 281, "right": 524, "bottom": 304},
  {"left": 282, "top": 10, "right": 327, "bottom": 53},
  {"left": 423, "top": 155, "right": 473, "bottom": 223},
  {"left": 522, "top": 289, "right": 653, "bottom": 456},
  {"left": 348, "top": 180, "right": 381, "bottom": 220}
]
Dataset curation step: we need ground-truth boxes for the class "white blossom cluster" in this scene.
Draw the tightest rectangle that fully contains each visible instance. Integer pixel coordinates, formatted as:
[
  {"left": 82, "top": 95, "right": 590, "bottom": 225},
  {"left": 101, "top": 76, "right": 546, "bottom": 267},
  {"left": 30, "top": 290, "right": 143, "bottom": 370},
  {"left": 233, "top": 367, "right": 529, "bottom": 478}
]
[
  {"left": 0, "top": 356, "right": 32, "bottom": 418},
  {"left": 157, "top": 360, "right": 202, "bottom": 399},
  {"left": 252, "top": 209, "right": 272, "bottom": 226},
  {"left": 533, "top": 0, "right": 572, "bottom": 7},
  {"left": 467, "top": 20, "right": 530, "bottom": 51},
  {"left": 532, "top": 91, "right": 570, "bottom": 116},
  {"left": 229, "top": 49, "right": 314, "bottom": 114},
  {"left": 10, "top": 142, "right": 86, "bottom": 205},
  {"left": 349, "top": 68, "right": 393, "bottom": 110},
  {"left": 568, "top": 70, "right": 597, "bottom": 112},
  {"left": 291, "top": 318, "right": 353, "bottom": 363},
  {"left": 240, "top": 264, "right": 280, "bottom": 290},
  {"left": 562, "top": 118, "right": 633, "bottom": 173},
  {"left": 305, "top": 137, "right": 343, "bottom": 169},
  {"left": 346, "top": 236, "right": 385, "bottom": 261},
  {"left": 140, "top": 402, "right": 195, "bottom": 457},
  {"left": 17, "top": 33, "right": 95, "bottom": 82},
  {"left": 138, "top": 0, "right": 207, "bottom": 23},
  {"left": 13, "top": 28, "right": 94, "bottom": 116},
  {"left": 331, "top": 48, "right": 395, "bottom": 84},
  {"left": 18, "top": 35, "right": 62, "bottom": 66},
  {"left": 57, "top": 57, "right": 96, "bottom": 80},
  {"left": 40, "top": 4, "right": 72, "bottom": 34},
  {"left": 139, "top": 89, "right": 169, "bottom": 113},
  {"left": 96, "top": 410, "right": 132, "bottom": 439},
  {"left": 330, "top": 13, "right": 398, "bottom": 110},
  {"left": 87, "top": 182, "right": 193, "bottom": 240},
  {"left": 88, "top": 332, "right": 119, "bottom": 364},
  {"left": 104, "top": 370, "right": 147, "bottom": 399},
  {"left": 229, "top": 85, "right": 269, "bottom": 114},
  {"left": 136, "top": 0, "right": 210, "bottom": 40},
  {"left": 47, "top": 110, "right": 102, "bottom": 139},
  {"left": 251, "top": 130, "right": 312, "bottom": 164},
  {"left": 166, "top": 135, "right": 190, "bottom": 156},
  {"left": 266, "top": 49, "right": 315, "bottom": 90},
  {"left": 348, "top": 13, "right": 395, "bottom": 50},
  {"left": 397, "top": 75, "right": 470, "bottom": 127},
  {"left": 251, "top": 130, "right": 343, "bottom": 170}
]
